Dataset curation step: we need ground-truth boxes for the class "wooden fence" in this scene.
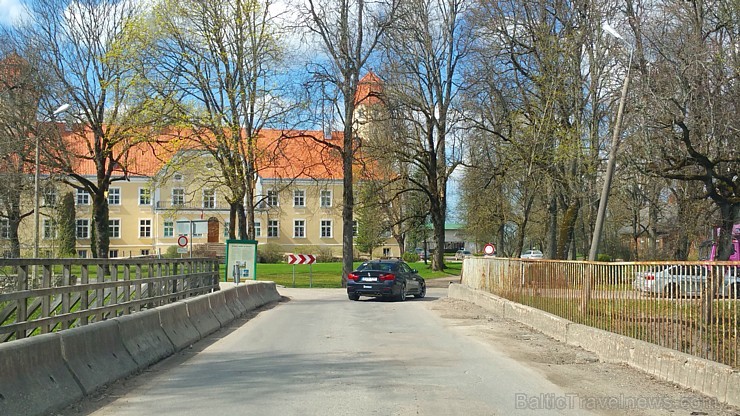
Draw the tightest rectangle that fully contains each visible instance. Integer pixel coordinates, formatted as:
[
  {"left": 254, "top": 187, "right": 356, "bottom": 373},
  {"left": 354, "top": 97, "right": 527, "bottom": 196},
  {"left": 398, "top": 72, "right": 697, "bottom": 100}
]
[{"left": 0, "top": 258, "right": 220, "bottom": 342}]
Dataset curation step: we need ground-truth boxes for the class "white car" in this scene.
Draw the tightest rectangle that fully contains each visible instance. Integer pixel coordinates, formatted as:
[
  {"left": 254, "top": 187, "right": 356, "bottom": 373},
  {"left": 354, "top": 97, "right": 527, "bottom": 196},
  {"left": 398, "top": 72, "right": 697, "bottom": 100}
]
[
  {"left": 633, "top": 265, "right": 739, "bottom": 298},
  {"left": 520, "top": 249, "right": 543, "bottom": 259},
  {"left": 455, "top": 250, "right": 471, "bottom": 260}
]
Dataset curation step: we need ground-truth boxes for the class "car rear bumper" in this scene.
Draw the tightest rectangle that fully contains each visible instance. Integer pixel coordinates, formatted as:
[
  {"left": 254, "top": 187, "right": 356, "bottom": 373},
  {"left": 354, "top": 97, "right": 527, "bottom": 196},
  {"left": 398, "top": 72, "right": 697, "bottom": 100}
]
[{"left": 347, "top": 282, "right": 397, "bottom": 297}]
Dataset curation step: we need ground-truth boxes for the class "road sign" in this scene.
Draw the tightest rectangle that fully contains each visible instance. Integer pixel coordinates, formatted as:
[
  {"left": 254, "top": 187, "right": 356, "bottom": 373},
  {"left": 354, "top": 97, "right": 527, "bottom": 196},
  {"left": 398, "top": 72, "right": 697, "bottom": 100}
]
[
  {"left": 287, "top": 254, "right": 316, "bottom": 265},
  {"left": 177, "top": 235, "right": 189, "bottom": 248},
  {"left": 177, "top": 247, "right": 188, "bottom": 254},
  {"left": 484, "top": 243, "right": 496, "bottom": 256}
]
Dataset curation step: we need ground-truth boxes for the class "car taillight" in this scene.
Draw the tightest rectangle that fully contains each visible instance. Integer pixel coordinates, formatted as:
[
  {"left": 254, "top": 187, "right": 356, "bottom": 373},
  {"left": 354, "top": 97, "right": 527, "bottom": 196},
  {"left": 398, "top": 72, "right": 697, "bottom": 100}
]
[
  {"left": 348, "top": 273, "right": 359, "bottom": 281},
  {"left": 644, "top": 274, "right": 655, "bottom": 281},
  {"left": 380, "top": 273, "right": 395, "bottom": 281}
]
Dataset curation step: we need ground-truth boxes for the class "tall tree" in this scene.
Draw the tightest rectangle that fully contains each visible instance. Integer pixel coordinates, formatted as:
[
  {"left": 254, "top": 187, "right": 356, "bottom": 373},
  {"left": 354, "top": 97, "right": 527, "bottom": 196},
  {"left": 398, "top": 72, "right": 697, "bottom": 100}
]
[
  {"left": 144, "top": 0, "right": 289, "bottom": 240},
  {"left": 16, "top": 0, "right": 157, "bottom": 258},
  {"left": 300, "top": 0, "right": 400, "bottom": 284},
  {"left": 382, "top": 0, "right": 473, "bottom": 270},
  {"left": 57, "top": 191, "right": 77, "bottom": 257}
]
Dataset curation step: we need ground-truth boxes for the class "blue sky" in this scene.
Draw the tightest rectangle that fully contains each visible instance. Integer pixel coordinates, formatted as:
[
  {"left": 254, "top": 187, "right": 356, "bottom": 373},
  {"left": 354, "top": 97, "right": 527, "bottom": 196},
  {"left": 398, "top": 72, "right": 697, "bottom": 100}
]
[{"left": 0, "top": 0, "right": 28, "bottom": 26}]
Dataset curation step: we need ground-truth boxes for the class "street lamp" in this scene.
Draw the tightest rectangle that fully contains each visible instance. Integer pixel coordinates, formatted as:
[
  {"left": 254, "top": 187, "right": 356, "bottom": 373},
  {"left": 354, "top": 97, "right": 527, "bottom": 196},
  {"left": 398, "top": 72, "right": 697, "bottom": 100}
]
[
  {"left": 588, "top": 23, "right": 633, "bottom": 262},
  {"left": 33, "top": 103, "right": 70, "bottom": 259}
]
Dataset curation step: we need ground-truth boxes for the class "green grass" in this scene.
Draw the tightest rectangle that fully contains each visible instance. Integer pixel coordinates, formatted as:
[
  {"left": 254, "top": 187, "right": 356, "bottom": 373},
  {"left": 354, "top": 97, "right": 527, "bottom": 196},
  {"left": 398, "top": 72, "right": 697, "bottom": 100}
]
[{"left": 223, "top": 260, "right": 462, "bottom": 288}]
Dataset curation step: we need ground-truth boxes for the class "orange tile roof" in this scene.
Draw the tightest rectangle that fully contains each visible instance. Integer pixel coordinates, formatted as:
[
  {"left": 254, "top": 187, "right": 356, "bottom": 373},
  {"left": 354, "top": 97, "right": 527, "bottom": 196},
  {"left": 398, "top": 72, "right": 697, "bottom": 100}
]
[
  {"left": 59, "top": 126, "right": 348, "bottom": 180},
  {"left": 355, "top": 71, "right": 384, "bottom": 106}
]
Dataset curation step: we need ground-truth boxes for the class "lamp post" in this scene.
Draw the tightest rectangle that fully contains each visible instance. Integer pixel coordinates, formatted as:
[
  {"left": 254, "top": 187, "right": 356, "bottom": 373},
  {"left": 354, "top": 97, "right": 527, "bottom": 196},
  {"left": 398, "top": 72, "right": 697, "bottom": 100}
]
[
  {"left": 587, "top": 24, "right": 633, "bottom": 262},
  {"left": 33, "top": 103, "right": 70, "bottom": 259}
]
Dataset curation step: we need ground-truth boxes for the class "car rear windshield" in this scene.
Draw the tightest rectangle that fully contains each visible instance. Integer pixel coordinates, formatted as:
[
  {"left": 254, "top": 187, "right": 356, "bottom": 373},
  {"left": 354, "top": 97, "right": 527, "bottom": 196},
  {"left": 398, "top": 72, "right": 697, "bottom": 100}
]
[{"left": 358, "top": 262, "right": 397, "bottom": 272}]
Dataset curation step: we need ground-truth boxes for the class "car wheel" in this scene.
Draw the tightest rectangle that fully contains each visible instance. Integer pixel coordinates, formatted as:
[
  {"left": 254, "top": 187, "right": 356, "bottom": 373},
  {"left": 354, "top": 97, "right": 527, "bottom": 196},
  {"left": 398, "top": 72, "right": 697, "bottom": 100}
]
[
  {"left": 397, "top": 284, "right": 406, "bottom": 302},
  {"left": 414, "top": 283, "right": 426, "bottom": 299},
  {"left": 348, "top": 293, "right": 360, "bottom": 301},
  {"left": 665, "top": 283, "right": 679, "bottom": 298}
]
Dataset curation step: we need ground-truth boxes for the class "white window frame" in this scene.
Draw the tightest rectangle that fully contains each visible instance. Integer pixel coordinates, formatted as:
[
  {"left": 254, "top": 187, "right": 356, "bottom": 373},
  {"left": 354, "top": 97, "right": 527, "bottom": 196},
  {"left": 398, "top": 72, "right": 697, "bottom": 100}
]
[
  {"left": 267, "top": 190, "right": 279, "bottom": 207},
  {"left": 138, "top": 188, "right": 151, "bottom": 205},
  {"left": 78, "top": 250, "right": 88, "bottom": 258},
  {"left": 139, "top": 219, "right": 152, "bottom": 238},
  {"left": 254, "top": 220, "right": 261, "bottom": 237},
  {"left": 320, "top": 219, "right": 333, "bottom": 238},
  {"left": 320, "top": 190, "right": 332, "bottom": 207},
  {"left": 383, "top": 247, "right": 391, "bottom": 257},
  {"left": 76, "top": 189, "right": 90, "bottom": 205},
  {"left": 293, "top": 189, "right": 305, "bottom": 207},
  {"left": 107, "top": 187, "right": 121, "bottom": 205},
  {"left": 164, "top": 221, "right": 174, "bottom": 238},
  {"left": 109, "top": 218, "right": 121, "bottom": 239},
  {"left": 352, "top": 220, "right": 358, "bottom": 237},
  {"left": 109, "top": 249, "right": 119, "bottom": 258},
  {"left": 293, "top": 219, "right": 306, "bottom": 238},
  {"left": 172, "top": 188, "right": 185, "bottom": 206},
  {"left": 76, "top": 219, "right": 90, "bottom": 239},
  {"left": 267, "top": 220, "right": 279, "bottom": 238},
  {"left": 43, "top": 187, "right": 57, "bottom": 207},
  {"left": 43, "top": 219, "right": 57, "bottom": 240},
  {"left": 0, "top": 218, "right": 9, "bottom": 239},
  {"left": 203, "top": 189, "right": 215, "bottom": 209},
  {"left": 223, "top": 221, "right": 230, "bottom": 237}
]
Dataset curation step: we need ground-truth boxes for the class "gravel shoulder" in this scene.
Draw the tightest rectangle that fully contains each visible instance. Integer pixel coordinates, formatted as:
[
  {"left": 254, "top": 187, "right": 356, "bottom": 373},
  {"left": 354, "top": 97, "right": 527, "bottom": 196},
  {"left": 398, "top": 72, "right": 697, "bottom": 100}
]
[{"left": 425, "top": 291, "right": 740, "bottom": 416}]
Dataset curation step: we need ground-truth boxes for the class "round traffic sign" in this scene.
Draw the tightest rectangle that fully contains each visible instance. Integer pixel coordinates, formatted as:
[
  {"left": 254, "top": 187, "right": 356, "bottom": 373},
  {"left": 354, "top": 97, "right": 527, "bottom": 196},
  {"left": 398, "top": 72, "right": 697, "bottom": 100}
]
[
  {"left": 484, "top": 243, "right": 496, "bottom": 256},
  {"left": 177, "top": 235, "right": 188, "bottom": 248}
]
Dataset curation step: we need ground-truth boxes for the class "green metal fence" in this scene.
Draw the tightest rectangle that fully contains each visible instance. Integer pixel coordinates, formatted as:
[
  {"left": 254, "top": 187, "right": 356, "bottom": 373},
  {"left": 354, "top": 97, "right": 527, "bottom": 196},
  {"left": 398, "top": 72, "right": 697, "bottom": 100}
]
[{"left": 0, "top": 257, "right": 220, "bottom": 342}]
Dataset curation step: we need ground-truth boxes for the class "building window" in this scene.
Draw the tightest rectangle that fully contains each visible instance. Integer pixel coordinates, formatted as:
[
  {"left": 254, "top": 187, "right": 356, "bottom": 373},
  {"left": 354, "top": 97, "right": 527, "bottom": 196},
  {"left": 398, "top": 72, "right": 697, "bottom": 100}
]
[
  {"left": 43, "top": 187, "right": 57, "bottom": 207},
  {"left": 107, "top": 187, "right": 121, "bottom": 205},
  {"left": 223, "top": 221, "right": 230, "bottom": 237},
  {"left": 383, "top": 247, "right": 391, "bottom": 257},
  {"left": 254, "top": 220, "right": 261, "bottom": 237},
  {"left": 172, "top": 188, "right": 185, "bottom": 206},
  {"left": 109, "top": 219, "right": 121, "bottom": 238},
  {"left": 203, "top": 189, "right": 215, "bottom": 209},
  {"left": 320, "top": 219, "right": 332, "bottom": 238},
  {"left": 76, "top": 189, "right": 90, "bottom": 205},
  {"left": 293, "top": 219, "right": 305, "bottom": 238},
  {"left": 43, "top": 219, "right": 57, "bottom": 239},
  {"left": 76, "top": 219, "right": 90, "bottom": 239},
  {"left": 139, "top": 188, "right": 151, "bottom": 205},
  {"left": 139, "top": 219, "right": 152, "bottom": 238},
  {"left": 78, "top": 250, "right": 87, "bottom": 258},
  {"left": 267, "top": 220, "right": 279, "bottom": 238},
  {"left": 352, "top": 220, "right": 358, "bottom": 237},
  {"left": 293, "top": 189, "right": 305, "bottom": 207},
  {"left": 320, "top": 190, "right": 332, "bottom": 207},
  {"left": 164, "top": 221, "right": 174, "bottom": 237},
  {"left": 267, "top": 190, "right": 278, "bottom": 207},
  {"left": 0, "top": 218, "right": 9, "bottom": 239},
  {"left": 174, "top": 173, "right": 183, "bottom": 181},
  {"left": 109, "top": 250, "right": 119, "bottom": 258},
  {"left": 141, "top": 249, "right": 150, "bottom": 256}
]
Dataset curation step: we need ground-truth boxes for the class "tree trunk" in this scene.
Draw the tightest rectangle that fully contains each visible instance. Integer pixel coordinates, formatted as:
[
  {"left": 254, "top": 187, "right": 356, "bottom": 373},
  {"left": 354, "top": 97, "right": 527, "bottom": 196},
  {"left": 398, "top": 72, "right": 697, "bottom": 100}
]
[{"left": 92, "top": 191, "right": 109, "bottom": 258}]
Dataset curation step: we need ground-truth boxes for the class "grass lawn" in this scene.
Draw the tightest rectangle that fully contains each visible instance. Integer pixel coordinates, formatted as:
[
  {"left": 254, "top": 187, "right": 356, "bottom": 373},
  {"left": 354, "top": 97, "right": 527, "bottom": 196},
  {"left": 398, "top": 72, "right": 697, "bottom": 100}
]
[{"left": 223, "top": 260, "right": 462, "bottom": 288}]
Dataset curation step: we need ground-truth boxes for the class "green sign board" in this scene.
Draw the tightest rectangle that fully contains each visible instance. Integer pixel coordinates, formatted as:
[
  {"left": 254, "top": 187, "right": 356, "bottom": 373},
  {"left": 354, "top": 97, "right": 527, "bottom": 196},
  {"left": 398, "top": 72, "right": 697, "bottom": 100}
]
[{"left": 225, "top": 239, "right": 258, "bottom": 282}]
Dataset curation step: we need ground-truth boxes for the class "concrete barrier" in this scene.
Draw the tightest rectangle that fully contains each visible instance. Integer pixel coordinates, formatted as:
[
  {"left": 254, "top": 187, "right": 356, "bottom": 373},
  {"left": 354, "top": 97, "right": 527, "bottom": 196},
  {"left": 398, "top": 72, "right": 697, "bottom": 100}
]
[
  {"left": 184, "top": 296, "right": 221, "bottom": 338},
  {"left": 0, "top": 333, "right": 83, "bottom": 416},
  {"left": 223, "top": 286, "right": 247, "bottom": 317},
  {"left": 158, "top": 302, "right": 201, "bottom": 351},
  {"left": 255, "top": 281, "right": 280, "bottom": 305},
  {"left": 235, "top": 283, "right": 259, "bottom": 311},
  {"left": 116, "top": 309, "right": 175, "bottom": 370},
  {"left": 59, "top": 320, "right": 138, "bottom": 394},
  {"left": 208, "top": 290, "right": 236, "bottom": 326},
  {"left": 448, "top": 283, "right": 740, "bottom": 408}
]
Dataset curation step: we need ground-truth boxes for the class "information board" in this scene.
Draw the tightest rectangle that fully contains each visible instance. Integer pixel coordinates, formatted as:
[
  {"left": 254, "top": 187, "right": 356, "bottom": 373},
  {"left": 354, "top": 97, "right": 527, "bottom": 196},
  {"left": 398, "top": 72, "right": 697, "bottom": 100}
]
[{"left": 225, "top": 239, "right": 258, "bottom": 282}]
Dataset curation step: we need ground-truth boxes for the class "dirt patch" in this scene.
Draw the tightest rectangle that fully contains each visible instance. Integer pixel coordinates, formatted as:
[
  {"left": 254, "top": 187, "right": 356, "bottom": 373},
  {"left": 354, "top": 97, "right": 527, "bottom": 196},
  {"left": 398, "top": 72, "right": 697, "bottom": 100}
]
[
  {"left": 428, "top": 297, "right": 740, "bottom": 416},
  {"left": 425, "top": 276, "right": 461, "bottom": 288}
]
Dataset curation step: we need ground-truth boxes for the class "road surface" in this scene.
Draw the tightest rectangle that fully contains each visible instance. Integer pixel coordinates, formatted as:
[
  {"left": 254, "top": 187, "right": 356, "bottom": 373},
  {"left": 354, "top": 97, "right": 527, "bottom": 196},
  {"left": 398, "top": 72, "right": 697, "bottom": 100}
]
[{"left": 58, "top": 285, "right": 738, "bottom": 416}]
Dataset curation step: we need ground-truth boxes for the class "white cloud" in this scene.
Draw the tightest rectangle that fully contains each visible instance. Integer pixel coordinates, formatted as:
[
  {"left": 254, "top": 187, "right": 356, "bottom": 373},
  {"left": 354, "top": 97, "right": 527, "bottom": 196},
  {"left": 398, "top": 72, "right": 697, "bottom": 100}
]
[{"left": 0, "top": 0, "right": 29, "bottom": 26}]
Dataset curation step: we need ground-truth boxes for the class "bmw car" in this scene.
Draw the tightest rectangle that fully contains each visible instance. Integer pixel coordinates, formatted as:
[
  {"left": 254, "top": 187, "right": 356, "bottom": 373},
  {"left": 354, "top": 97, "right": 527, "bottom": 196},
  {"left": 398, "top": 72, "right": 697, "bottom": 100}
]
[{"left": 347, "top": 259, "right": 426, "bottom": 301}]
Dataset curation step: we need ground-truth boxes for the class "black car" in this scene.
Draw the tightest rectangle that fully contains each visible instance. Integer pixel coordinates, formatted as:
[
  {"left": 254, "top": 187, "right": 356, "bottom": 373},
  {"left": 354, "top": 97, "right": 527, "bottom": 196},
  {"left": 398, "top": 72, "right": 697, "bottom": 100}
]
[{"left": 346, "top": 259, "right": 426, "bottom": 301}]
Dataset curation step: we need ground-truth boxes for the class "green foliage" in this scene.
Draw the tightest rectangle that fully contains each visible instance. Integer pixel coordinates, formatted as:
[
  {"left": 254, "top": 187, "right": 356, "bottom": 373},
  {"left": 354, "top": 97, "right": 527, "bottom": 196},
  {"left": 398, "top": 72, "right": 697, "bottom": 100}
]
[
  {"left": 355, "top": 183, "right": 387, "bottom": 256},
  {"left": 258, "top": 243, "right": 284, "bottom": 263},
  {"left": 57, "top": 192, "right": 76, "bottom": 258},
  {"left": 402, "top": 251, "right": 419, "bottom": 262},
  {"left": 597, "top": 253, "right": 612, "bottom": 262},
  {"left": 163, "top": 245, "right": 181, "bottom": 258}
]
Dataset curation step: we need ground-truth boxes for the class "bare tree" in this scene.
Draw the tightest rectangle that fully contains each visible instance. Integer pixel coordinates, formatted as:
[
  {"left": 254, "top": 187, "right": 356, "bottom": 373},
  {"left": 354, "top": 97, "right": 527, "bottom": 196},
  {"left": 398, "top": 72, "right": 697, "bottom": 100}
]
[
  {"left": 299, "top": 0, "right": 400, "bottom": 284},
  {"left": 16, "top": 0, "right": 158, "bottom": 258}
]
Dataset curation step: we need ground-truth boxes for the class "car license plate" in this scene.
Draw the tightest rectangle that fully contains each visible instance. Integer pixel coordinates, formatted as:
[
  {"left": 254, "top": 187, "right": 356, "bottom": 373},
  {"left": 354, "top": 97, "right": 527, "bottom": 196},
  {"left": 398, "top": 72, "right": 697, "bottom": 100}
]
[
  {"left": 363, "top": 277, "right": 378, "bottom": 282},
  {"left": 363, "top": 285, "right": 372, "bottom": 289}
]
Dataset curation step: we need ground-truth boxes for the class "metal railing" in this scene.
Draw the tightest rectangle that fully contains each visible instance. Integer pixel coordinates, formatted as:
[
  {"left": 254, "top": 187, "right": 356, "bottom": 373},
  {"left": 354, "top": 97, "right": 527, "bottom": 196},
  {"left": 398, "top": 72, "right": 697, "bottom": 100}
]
[
  {"left": 463, "top": 258, "right": 739, "bottom": 368},
  {"left": 0, "top": 257, "right": 220, "bottom": 343}
]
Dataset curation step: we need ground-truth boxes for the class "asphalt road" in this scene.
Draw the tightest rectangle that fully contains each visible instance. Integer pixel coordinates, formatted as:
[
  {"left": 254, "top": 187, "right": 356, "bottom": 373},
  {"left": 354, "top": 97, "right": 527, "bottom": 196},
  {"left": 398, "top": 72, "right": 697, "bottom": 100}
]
[{"left": 70, "top": 286, "right": 607, "bottom": 416}]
